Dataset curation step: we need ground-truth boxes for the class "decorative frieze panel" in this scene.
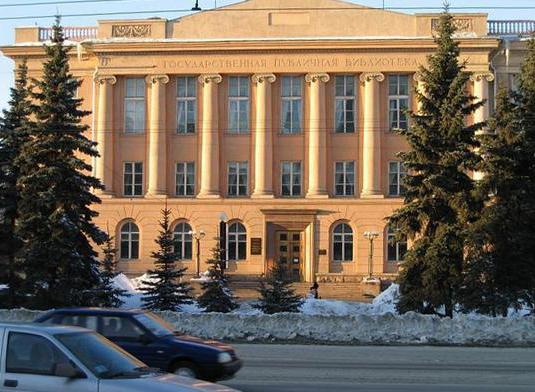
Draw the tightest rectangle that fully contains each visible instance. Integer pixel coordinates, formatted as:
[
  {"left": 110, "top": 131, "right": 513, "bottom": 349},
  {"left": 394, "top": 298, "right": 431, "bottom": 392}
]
[
  {"left": 112, "top": 24, "right": 151, "bottom": 38},
  {"left": 431, "top": 18, "right": 473, "bottom": 33}
]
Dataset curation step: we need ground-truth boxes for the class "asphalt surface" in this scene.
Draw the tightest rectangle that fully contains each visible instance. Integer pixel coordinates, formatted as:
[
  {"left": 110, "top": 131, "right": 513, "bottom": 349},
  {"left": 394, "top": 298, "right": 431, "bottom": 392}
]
[{"left": 222, "top": 344, "right": 535, "bottom": 392}]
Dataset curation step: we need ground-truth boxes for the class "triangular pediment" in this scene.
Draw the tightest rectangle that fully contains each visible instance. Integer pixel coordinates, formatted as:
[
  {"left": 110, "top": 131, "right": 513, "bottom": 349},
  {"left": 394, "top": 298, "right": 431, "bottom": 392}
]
[{"left": 170, "top": 0, "right": 419, "bottom": 39}]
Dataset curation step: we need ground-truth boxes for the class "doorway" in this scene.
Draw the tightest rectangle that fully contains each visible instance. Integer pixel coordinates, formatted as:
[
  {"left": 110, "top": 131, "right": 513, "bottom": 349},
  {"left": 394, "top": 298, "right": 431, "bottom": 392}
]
[{"left": 275, "top": 231, "right": 303, "bottom": 281}]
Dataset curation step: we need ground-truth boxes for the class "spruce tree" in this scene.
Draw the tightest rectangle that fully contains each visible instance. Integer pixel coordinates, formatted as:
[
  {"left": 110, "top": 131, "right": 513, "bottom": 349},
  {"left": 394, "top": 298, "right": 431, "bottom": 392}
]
[
  {"left": 0, "top": 60, "right": 31, "bottom": 308},
  {"left": 463, "top": 40, "right": 535, "bottom": 316},
  {"left": 141, "top": 207, "right": 193, "bottom": 311},
  {"left": 93, "top": 232, "right": 128, "bottom": 308},
  {"left": 197, "top": 245, "right": 238, "bottom": 313},
  {"left": 15, "top": 20, "right": 105, "bottom": 309},
  {"left": 388, "top": 9, "right": 483, "bottom": 317},
  {"left": 254, "top": 262, "right": 303, "bottom": 314}
]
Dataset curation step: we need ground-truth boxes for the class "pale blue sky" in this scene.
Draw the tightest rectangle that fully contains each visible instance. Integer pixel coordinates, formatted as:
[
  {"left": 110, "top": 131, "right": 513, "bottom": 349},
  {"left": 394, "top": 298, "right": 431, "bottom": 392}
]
[{"left": 1, "top": 0, "right": 534, "bottom": 109}]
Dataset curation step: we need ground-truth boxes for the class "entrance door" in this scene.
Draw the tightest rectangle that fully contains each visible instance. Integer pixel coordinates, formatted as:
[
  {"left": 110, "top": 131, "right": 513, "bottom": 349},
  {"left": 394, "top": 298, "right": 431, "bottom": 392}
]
[{"left": 275, "top": 231, "right": 303, "bottom": 281}]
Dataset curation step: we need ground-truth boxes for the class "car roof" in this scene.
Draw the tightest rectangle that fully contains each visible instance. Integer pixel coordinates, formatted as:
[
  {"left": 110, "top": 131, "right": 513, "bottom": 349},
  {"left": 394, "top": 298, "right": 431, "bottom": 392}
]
[
  {"left": 0, "top": 322, "right": 90, "bottom": 334},
  {"left": 43, "top": 308, "right": 146, "bottom": 316}
]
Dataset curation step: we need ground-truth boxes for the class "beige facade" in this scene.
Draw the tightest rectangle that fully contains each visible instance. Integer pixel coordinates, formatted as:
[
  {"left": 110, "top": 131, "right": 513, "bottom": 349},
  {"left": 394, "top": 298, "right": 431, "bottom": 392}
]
[{"left": 3, "top": 0, "right": 525, "bottom": 291}]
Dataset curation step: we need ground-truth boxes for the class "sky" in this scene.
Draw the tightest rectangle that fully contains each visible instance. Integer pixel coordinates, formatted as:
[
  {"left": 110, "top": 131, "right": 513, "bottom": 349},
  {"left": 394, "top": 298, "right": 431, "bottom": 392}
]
[{"left": 0, "top": 0, "right": 534, "bottom": 109}]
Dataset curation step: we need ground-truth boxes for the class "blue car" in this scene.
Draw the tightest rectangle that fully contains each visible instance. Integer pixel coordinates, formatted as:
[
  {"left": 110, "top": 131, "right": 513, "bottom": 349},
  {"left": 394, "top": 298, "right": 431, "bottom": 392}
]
[{"left": 34, "top": 308, "right": 242, "bottom": 382}]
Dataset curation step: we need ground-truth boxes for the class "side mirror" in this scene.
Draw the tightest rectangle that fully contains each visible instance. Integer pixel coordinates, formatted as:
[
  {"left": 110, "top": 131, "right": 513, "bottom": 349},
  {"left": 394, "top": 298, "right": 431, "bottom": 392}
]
[
  {"left": 55, "top": 362, "right": 86, "bottom": 379},
  {"left": 139, "top": 333, "right": 153, "bottom": 345}
]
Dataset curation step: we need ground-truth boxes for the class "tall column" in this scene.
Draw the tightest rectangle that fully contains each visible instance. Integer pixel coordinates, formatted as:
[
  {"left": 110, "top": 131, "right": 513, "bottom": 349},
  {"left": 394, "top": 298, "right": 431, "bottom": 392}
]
[
  {"left": 198, "top": 74, "right": 223, "bottom": 198},
  {"left": 471, "top": 72, "right": 495, "bottom": 129},
  {"left": 145, "top": 74, "right": 169, "bottom": 197},
  {"left": 94, "top": 75, "right": 116, "bottom": 197},
  {"left": 360, "top": 72, "right": 385, "bottom": 198},
  {"left": 251, "top": 74, "right": 276, "bottom": 198},
  {"left": 305, "top": 73, "right": 330, "bottom": 198},
  {"left": 414, "top": 73, "right": 426, "bottom": 113},
  {"left": 471, "top": 72, "right": 495, "bottom": 181}
]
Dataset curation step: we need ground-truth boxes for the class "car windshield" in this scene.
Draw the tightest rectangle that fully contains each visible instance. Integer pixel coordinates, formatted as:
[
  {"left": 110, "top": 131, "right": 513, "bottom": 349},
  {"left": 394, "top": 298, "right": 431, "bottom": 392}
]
[
  {"left": 133, "top": 313, "right": 175, "bottom": 337},
  {"left": 55, "top": 332, "right": 153, "bottom": 379}
]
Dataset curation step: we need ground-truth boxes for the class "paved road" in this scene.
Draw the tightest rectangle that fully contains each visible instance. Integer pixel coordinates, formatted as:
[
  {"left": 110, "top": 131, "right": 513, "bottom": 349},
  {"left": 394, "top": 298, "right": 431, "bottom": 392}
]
[{"left": 222, "top": 344, "right": 535, "bottom": 392}]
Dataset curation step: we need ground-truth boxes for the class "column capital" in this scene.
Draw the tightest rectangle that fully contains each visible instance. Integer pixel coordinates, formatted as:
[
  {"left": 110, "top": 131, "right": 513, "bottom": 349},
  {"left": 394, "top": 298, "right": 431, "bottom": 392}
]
[
  {"left": 94, "top": 75, "right": 117, "bottom": 85},
  {"left": 252, "top": 73, "right": 276, "bottom": 84},
  {"left": 145, "top": 74, "right": 170, "bottom": 85},
  {"left": 360, "top": 72, "right": 385, "bottom": 83},
  {"left": 470, "top": 72, "right": 495, "bottom": 83},
  {"left": 305, "top": 73, "right": 330, "bottom": 84},
  {"left": 413, "top": 73, "right": 425, "bottom": 83},
  {"left": 198, "top": 74, "right": 223, "bottom": 85}
]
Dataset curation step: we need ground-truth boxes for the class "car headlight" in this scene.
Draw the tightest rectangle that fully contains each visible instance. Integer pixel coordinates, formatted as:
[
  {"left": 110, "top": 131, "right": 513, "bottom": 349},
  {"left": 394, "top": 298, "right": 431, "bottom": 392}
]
[{"left": 217, "top": 352, "right": 232, "bottom": 364}]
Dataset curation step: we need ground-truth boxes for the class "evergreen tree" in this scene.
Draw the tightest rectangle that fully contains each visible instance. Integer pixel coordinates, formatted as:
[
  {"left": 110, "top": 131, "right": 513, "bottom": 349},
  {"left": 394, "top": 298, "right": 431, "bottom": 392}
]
[
  {"left": 15, "top": 20, "right": 105, "bottom": 309},
  {"left": 93, "top": 231, "right": 128, "bottom": 308},
  {"left": 388, "top": 9, "right": 483, "bottom": 317},
  {"left": 141, "top": 207, "right": 193, "bottom": 311},
  {"left": 254, "top": 262, "right": 303, "bottom": 314},
  {"left": 463, "top": 40, "right": 535, "bottom": 316},
  {"left": 0, "top": 60, "right": 31, "bottom": 308},
  {"left": 197, "top": 245, "right": 238, "bottom": 313}
]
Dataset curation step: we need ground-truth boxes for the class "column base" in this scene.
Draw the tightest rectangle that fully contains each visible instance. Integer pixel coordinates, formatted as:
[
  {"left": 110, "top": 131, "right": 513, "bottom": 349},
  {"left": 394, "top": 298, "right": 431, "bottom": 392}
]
[
  {"left": 197, "top": 192, "right": 221, "bottom": 199},
  {"left": 251, "top": 191, "right": 274, "bottom": 199},
  {"left": 145, "top": 192, "right": 168, "bottom": 199},
  {"left": 360, "top": 191, "right": 384, "bottom": 199},
  {"left": 306, "top": 191, "right": 329, "bottom": 199}
]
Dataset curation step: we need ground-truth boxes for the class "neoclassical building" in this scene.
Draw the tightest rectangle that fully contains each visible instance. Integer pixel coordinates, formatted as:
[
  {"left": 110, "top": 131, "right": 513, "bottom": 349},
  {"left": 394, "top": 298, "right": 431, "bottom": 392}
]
[{"left": 2, "top": 0, "right": 531, "bottom": 297}]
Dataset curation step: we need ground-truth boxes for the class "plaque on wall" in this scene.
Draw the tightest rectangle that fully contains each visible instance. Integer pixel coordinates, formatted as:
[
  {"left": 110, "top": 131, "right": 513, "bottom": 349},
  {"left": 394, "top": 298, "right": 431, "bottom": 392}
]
[
  {"left": 318, "top": 249, "right": 327, "bottom": 256},
  {"left": 251, "top": 238, "right": 262, "bottom": 255}
]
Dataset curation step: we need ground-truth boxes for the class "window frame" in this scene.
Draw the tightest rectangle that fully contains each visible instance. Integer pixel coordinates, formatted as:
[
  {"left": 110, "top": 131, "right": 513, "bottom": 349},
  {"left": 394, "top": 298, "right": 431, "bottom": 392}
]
[
  {"left": 175, "top": 161, "right": 195, "bottom": 197},
  {"left": 176, "top": 76, "right": 197, "bottom": 134},
  {"left": 228, "top": 76, "right": 250, "bottom": 134},
  {"left": 388, "top": 161, "right": 407, "bottom": 197},
  {"left": 334, "top": 75, "right": 356, "bottom": 133},
  {"left": 280, "top": 76, "right": 303, "bottom": 135},
  {"left": 387, "top": 226, "right": 408, "bottom": 263},
  {"left": 388, "top": 74, "right": 410, "bottom": 131},
  {"left": 227, "top": 161, "right": 249, "bottom": 197},
  {"left": 173, "top": 221, "right": 193, "bottom": 261},
  {"left": 123, "top": 161, "right": 143, "bottom": 197},
  {"left": 226, "top": 222, "right": 247, "bottom": 261},
  {"left": 332, "top": 223, "right": 354, "bottom": 263},
  {"left": 119, "top": 221, "right": 140, "bottom": 260},
  {"left": 124, "top": 77, "right": 146, "bottom": 134},
  {"left": 334, "top": 160, "right": 356, "bottom": 197},
  {"left": 280, "top": 161, "right": 302, "bottom": 197}
]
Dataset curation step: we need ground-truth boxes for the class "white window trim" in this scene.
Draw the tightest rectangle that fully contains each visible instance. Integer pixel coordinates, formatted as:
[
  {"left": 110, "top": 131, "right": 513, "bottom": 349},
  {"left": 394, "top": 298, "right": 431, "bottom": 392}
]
[
  {"left": 387, "top": 227, "right": 407, "bottom": 262},
  {"left": 176, "top": 76, "right": 197, "bottom": 134},
  {"left": 123, "top": 161, "right": 143, "bottom": 197},
  {"left": 120, "top": 222, "right": 139, "bottom": 260},
  {"left": 124, "top": 78, "right": 146, "bottom": 134},
  {"left": 227, "top": 161, "right": 249, "bottom": 197},
  {"left": 173, "top": 222, "right": 193, "bottom": 261},
  {"left": 281, "top": 161, "right": 301, "bottom": 197},
  {"left": 332, "top": 223, "right": 354, "bottom": 263},
  {"left": 334, "top": 160, "right": 356, "bottom": 197},
  {"left": 334, "top": 75, "right": 356, "bottom": 133},
  {"left": 388, "top": 75, "right": 410, "bottom": 131},
  {"left": 228, "top": 76, "right": 250, "bottom": 134},
  {"left": 281, "top": 76, "right": 303, "bottom": 135},
  {"left": 388, "top": 161, "right": 406, "bottom": 197},
  {"left": 175, "top": 162, "right": 195, "bottom": 197},
  {"left": 226, "top": 222, "right": 247, "bottom": 261}
]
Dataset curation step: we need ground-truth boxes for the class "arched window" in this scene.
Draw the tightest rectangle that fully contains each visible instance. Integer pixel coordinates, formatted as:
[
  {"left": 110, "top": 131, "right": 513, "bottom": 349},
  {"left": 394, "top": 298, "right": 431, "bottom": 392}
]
[
  {"left": 387, "top": 226, "right": 407, "bottom": 262},
  {"left": 332, "top": 223, "right": 353, "bottom": 262},
  {"left": 227, "top": 222, "right": 246, "bottom": 261},
  {"left": 173, "top": 222, "right": 192, "bottom": 260},
  {"left": 120, "top": 222, "right": 139, "bottom": 259}
]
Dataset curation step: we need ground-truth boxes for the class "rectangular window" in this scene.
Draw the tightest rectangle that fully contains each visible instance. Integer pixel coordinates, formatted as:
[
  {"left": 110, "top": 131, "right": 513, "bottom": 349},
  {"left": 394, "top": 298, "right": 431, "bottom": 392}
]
[
  {"left": 124, "top": 162, "right": 143, "bottom": 197},
  {"left": 227, "top": 161, "right": 248, "bottom": 197},
  {"left": 334, "top": 161, "right": 355, "bottom": 196},
  {"left": 281, "top": 161, "right": 302, "bottom": 196},
  {"left": 387, "top": 228, "right": 408, "bottom": 262},
  {"left": 177, "top": 76, "right": 197, "bottom": 134},
  {"left": 388, "top": 75, "right": 409, "bottom": 131},
  {"left": 176, "top": 162, "right": 195, "bottom": 196},
  {"left": 335, "top": 75, "right": 356, "bottom": 133},
  {"left": 281, "top": 76, "right": 302, "bottom": 134},
  {"left": 228, "top": 76, "right": 250, "bottom": 133},
  {"left": 388, "top": 161, "right": 407, "bottom": 196},
  {"left": 125, "top": 78, "right": 146, "bottom": 133}
]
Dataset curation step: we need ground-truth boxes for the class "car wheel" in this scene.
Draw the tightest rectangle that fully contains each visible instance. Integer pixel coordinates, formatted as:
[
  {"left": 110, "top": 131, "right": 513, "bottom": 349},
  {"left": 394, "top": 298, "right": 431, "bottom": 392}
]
[{"left": 171, "top": 361, "right": 199, "bottom": 379}]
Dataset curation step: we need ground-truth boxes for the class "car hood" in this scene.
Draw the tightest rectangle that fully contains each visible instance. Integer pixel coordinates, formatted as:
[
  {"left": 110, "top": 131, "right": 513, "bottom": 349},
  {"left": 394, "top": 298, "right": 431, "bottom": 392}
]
[
  {"left": 100, "top": 373, "right": 239, "bottom": 392},
  {"left": 173, "top": 334, "right": 234, "bottom": 352}
]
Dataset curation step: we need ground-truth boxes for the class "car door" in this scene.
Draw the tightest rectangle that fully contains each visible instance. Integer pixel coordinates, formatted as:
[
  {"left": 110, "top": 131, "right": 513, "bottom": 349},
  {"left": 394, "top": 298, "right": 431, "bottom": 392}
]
[
  {"left": 98, "top": 316, "right": 169, "bottom": 370},
  {"left": 0, "top": 330, "right": 97, "bottom": 392}
]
